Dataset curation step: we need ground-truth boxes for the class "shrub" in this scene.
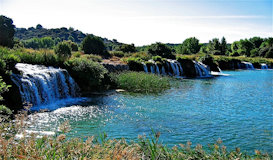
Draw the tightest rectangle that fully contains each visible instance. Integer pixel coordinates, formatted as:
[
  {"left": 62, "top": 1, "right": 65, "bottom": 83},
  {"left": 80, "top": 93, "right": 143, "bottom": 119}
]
[
  {"left": 125, "top": 57, "right": 144, "bottom": 71},
  {"left": 109, "top": 51, "right": 126, "bottom": 58},
  {"left": 117, "top": 44, "right": 136, "bottom": 53},
  {"left": 65, "top": 40, "right": 78, "bottom": 51},
  {"left": 116, "top": 72, "right": 170, "bottom": 93},
  {"left": 64, "top": 57, "right": 108, "bottom": 91},
  {"left": 81, "top": 35, "right": 109, "bottom": 57},
  {"left": 148, "top": 42, "right": 175, "bottom": 59},
  {"left": 81, "top": 54, "right": 102, "bottom": 62},
  {"left": 54, "top": 42, "right": 72, "bottom": 58},
  {"left": 131, "top": 52, "right": 151, "bottom": 61}
]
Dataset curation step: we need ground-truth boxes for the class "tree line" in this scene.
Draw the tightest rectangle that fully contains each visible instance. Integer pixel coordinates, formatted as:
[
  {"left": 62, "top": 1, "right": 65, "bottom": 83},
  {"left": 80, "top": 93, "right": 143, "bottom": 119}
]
[{"left": 1, "top": 15, "right": 272, "bottom": 59}]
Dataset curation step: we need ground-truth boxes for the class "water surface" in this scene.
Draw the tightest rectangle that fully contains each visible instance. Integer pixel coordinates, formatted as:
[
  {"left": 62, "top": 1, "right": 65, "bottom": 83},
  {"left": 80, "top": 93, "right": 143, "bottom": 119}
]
[{"left": 28, "top": 70, "right": 273, "bottom": 153}]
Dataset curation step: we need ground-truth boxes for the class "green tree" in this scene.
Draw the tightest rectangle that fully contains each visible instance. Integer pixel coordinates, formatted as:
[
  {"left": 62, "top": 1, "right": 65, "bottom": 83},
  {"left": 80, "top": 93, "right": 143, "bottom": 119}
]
[
  {"left": 66, "top": 40, "right": 78, "bottom": 51},
  {"left": 81, "top": 35, "right": 108, "bottom": 57},
  {"left": 147, "top": 42, "right": 174, "bottom": 59},
  {"left": 207, "top": 38, "right": 221, "bottom": 55},
  {"left": 249, "top": 37, "right": 264, "bottom": 48},
  {"left": 178, "top": 37, "right": 200, "bottom": 55},
  {"left": 220, "top": 37, "right": 227, "bottom": 55},
  {"left": 54, "top": 41, "right": 71, "bottom": 58},
  {"left": 40, "top": 37, "right": 54, "bottom": 48},
  {"left": 0, "top": 15, "right": 15, "bottom": 47},
  {"left": 237, "top": 39, "right": 254, "bottom": 57},
  {"left": 118, "top": 44, "right": 136, "bottom": 53}
]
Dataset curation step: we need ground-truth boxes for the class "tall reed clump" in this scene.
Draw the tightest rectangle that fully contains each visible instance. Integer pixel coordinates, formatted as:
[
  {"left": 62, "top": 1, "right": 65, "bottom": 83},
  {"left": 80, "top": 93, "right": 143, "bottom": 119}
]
[{"left": 115, "top": 71, "right": 171, "bottom": 93}]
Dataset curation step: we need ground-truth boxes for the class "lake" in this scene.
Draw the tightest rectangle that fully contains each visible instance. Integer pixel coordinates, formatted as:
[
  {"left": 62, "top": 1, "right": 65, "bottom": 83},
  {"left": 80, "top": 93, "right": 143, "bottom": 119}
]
[{"left": 28, "top": 70, "right": 273, "bottom": 153}]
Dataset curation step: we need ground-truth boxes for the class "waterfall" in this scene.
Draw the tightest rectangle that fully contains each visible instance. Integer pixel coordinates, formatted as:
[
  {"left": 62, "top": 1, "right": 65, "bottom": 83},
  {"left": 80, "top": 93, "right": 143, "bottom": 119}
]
[
  {"left": 166, "top": 59, "right": 183, "bottom": 76},
  {"left": 194, "top": 61, "right": 211, "bottom": 78},
  {"left": 142, "top": 62, "right": 148, "bottom": 73},
  {"left": 150, "top": 65, "right": 155, "bottom": 74},
  {"left": 11, "top": 63, "right": 79, "bottom": 106},
  {"left": 261, "top": 63, "right": 268, "bottom": 69},
  {"left": 242, "top": 62, "right": 255, "bottom": 70},
  {"left": 161, "top": 66, "right": 166, "bottom": 75},
  {"left": 155, "top": 64, "right": 160, "bottom": 74}
]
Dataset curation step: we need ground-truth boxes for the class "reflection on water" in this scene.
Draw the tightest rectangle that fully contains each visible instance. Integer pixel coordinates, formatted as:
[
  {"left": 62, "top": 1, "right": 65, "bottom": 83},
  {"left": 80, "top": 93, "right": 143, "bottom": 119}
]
[{"left": 27, "top": 70, "right": 273, "bottom": 153}]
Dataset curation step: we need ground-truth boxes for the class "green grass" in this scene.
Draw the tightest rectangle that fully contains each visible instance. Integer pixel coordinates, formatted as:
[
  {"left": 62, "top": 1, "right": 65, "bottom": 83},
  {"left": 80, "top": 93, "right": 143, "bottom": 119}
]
[{"left": 115, "top": 72, "right": 171, "bottom": 93}]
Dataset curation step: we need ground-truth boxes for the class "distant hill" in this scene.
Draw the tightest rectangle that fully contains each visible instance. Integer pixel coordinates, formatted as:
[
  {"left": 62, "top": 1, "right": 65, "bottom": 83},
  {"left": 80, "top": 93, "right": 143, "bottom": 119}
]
[{"left": 15, "top": 25, "right": 122, "bottom": 50}]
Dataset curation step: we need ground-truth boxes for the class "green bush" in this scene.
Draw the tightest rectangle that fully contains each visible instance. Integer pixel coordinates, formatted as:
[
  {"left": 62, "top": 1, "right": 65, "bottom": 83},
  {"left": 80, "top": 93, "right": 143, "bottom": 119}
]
[
  {"left": 54, "top": 42, "right": 72, "bottom": 58},
  {"left": 148, "top": 42, "right": 175, "bottom": 59},
  {"left": 64, "top": 57, "right": 108, "bottom": 91},
  {"left": 125, "top": 57, "right": 144, "bottom": 71},
  {"left": 81, "top": 54, "right": 102, "bottom": 62},
  {"left": 116, "top": 72, "right": 170, "bottom": 93},
  {"left": 81, "top": 35, "right": 109, "bottom": 57},
  {"left": 109, "top": 51, "right": 126, "bottom": 57}
]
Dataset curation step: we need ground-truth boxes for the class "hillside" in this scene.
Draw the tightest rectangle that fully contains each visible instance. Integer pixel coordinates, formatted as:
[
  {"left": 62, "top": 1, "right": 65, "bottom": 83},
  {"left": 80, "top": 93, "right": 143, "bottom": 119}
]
[{"left": 15, "top": 25, "right": 122, "bottom": 50}]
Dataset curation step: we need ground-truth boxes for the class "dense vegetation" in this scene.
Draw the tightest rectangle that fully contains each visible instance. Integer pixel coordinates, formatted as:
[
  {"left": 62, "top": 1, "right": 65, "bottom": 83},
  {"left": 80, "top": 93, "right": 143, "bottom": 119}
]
[{"left": 113, "top": 72, "right": 171, "bottom": 93}]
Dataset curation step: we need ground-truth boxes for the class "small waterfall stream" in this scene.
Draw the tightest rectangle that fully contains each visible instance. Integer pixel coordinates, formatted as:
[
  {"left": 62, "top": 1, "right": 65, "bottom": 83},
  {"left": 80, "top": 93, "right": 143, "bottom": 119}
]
[
  {"left": 242, "top": 62, "right": 255, "bottom": 70},
  {"left": 261, "top": 63, "right": 268, "bottom": 69},
  {"left": 11, "top": 63, "right": 79, "bottom": 106},
  {"left": 141, "top": 59, "right": 211, "bottom": 78}
]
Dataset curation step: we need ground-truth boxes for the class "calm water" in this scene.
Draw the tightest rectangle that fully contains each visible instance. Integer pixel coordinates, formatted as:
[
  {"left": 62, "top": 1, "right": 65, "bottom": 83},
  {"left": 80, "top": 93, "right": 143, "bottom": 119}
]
[{"left": 28, "top": 70, "right": 273, "bottom": 153}]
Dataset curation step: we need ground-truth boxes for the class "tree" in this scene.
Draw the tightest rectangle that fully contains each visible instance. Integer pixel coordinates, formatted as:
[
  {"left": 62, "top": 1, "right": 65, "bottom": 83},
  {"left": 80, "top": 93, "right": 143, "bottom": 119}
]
[
  {"left": 178, "top": 37, "right": 200, "bottom": 55},
  {"left": 237, "top": 39, "right": 254, "bottom": 57},
  {"left": 249, "top": 37, "right": 264, "bottom": 48},
  {"left": 220, "top": 37, "right": 227, "bottom": 55},
  {"left": 207, "top": 38, "right": 221, "bottom": 55},
  {"left": 118, "top": 44, "right": 136, "bottom": 53},
  {"left": 147, "top": 42, "right": 174, "bottom": 59},
  {"left": 0, "top": 15, "right": 15, "bottom": 47},
  {"left": 81, "top": 35, "right": 108, "bottom": 57},
  {"left": 54, "top": 42, "right": 71, "bottom": 58},
  {"left": 66, "top": 40, "right": 78, "bottom": 51},
  {"left": 40, "top": 37, "right": 54, "bottom": 48},
  {"left": 36, "top": 24, "right": 43, "bottom": 29}
]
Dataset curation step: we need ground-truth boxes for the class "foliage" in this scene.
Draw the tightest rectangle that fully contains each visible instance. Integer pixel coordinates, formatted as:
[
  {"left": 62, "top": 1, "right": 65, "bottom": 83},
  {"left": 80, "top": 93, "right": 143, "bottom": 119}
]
[
  {"left": 117, "top": 44, "right": 136, "bottom": 53},
  {"left": 65, "top": 40, "right": 78, "bottom": 51},
  {"left": 81, "top": 35, "right": 109, "bottom": 57},
  {"left": 23, "top": 37, "right": 55, "bottom": 49},
  {"left": 64, "top": 57, "right": 108, "bottom": 91},
  {"left": 54, "top": 41, "right": 72, "bottom": 58},
  {"left": 109, "top": 51, "right": 127, "bottom": 58},
  {"left": 80, "top": 54, "right": 102, "bottom": 62},
  {"left": 0, "top": 76, "right": 11, "bottom": 114},
  {"left": 115, "top": 72, "right": 170, "bottom": 93},
  {"left": 147, "top": 42, "right": 174, "bottom": 59},
  {"left": 0, "top": 15, "right": 15, "bottom": 48},
  {"left": 124, "top": 57, "right": 144, "bottom": 71},
  {"left": 220, "top": 37, "right": 228, "bottom": 55},
  {"left": 178, "top": 37, "right": 200, "bottom": 55}
]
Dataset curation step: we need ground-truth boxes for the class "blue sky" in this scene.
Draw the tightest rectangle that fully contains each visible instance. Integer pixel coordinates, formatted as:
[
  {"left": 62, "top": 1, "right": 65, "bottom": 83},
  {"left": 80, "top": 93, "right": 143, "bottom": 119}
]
[{"left": 0, "top": 0, "right": 272, "bottom": 45}]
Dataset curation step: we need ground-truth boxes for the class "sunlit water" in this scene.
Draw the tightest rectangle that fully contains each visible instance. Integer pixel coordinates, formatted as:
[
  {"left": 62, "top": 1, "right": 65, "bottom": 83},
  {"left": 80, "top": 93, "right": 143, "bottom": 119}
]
[{"left": 28, "top": 70, "right": 273, "bottom": 153}]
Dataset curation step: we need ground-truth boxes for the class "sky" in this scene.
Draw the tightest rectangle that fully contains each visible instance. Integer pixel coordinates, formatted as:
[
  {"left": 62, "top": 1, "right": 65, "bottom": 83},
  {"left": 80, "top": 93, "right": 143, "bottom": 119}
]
[{"left": 0, "top": 0, "right": 272, "bottom": 46}]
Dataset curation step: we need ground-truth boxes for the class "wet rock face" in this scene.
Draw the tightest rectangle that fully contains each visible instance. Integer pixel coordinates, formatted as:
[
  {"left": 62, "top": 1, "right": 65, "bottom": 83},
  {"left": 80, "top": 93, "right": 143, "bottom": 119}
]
[
  {"left": 0, "top": 72, "right": 22, "bottom": 112},
  {"left": 217, "top": 59, "right": 241, "bottom": 70},
  {"left": 177, "top": 59, "right": 197, "bottom": 77}
]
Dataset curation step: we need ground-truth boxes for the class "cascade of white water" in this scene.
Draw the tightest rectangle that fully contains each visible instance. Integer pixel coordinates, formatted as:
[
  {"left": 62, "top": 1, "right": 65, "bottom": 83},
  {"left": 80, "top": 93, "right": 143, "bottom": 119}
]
[
  {"left": 261, "top": 63, "right": 268, "bottom": 69},
  {"left": 142, "top": 62, "right": 148, "bottom": 73},
  {"left": 150, "top": 65, "right": 155, "bottom": 73},
  {"left": 11, "top": 63, "right": 79, "bottom": 106},
  {"left": 161, "top": 66, "right": 166, "bottom": 75},
  {"left": 242, "top": 62, "right": 255, "bottom": 70},
  {"left": 194, "top": 61, "right": 211, "bottom": 77},
  {"left": 155, "top": 64, "right": 160, "bottom": 74},
  {"left": 177, "top": 63, "right": 183, "bottom": 76}
]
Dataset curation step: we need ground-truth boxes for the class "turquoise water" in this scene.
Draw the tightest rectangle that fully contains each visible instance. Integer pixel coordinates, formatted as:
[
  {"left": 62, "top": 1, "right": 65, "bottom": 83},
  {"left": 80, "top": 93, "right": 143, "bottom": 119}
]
[{"left": 28, "top": 70, "right": 273, "bottom": 153}]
